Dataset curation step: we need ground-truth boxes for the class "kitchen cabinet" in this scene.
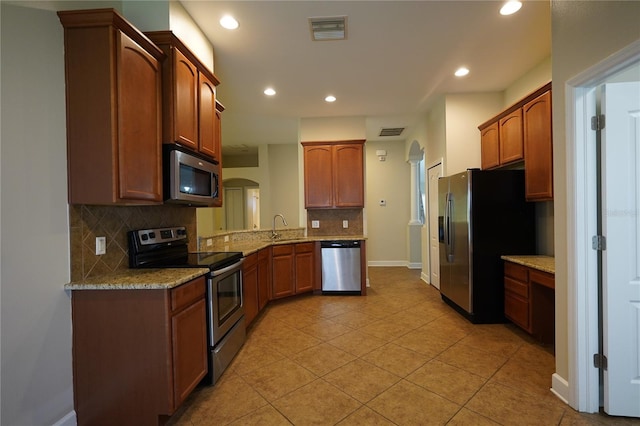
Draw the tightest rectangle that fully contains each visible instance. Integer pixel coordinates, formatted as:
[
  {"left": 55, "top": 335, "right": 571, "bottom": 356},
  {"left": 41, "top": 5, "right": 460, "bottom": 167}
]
[
  {"left": 504, "top": 261, "right": 555, "bottom": 344},
  {"left": 478, "top": 83, "right": 553, "bottom": 201},
  {"left": 70, "top": 276, "right": 208, "bottom": 425},
  {"left": 257, "top": 247, "right": 272, "bottom": 309},
  {"left": 480, "top": 122, "right": 500, "bottom": 170},
  {"left": 523, "top": 90, "right": 553, "bottom": 201},
  {"left": 499, "top": 109, "right": 524, "bottom": 165},
  {"left": 145, "top": 31, "right": 221, "bottom": 161},
  {"left": 272, "top": 243, "right": 316, "bottom": 299},
  {"left": 302, "top": 140, "right": 365, "bottom": 208},
  {"left": 243, "top": 253, "right": 259, "bottom": 326},
  {"left": 58, "top": 9, "right": 164, "bottom": 205}
]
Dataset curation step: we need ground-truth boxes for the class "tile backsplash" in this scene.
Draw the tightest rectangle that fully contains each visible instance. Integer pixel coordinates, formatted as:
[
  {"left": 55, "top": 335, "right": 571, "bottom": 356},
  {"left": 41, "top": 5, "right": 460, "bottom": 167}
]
[
  {"left": 306, "top": 209, "right": 363, "bottom": 236},
  {"left": 69, "top": 204, "right": 197, "bottom": 281}
]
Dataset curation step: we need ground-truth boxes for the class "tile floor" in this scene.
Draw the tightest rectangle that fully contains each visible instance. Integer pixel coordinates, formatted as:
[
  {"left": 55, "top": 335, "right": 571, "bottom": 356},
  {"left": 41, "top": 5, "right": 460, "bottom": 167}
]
[{"left": 168, "top": 267, "right": 638, "bottom": 425}]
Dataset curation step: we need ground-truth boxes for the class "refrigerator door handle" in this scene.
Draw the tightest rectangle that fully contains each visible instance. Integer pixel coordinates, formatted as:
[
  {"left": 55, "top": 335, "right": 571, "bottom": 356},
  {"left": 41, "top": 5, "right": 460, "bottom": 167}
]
[{"left": 446, "top": 192, "right": 454, "bottom": 263}]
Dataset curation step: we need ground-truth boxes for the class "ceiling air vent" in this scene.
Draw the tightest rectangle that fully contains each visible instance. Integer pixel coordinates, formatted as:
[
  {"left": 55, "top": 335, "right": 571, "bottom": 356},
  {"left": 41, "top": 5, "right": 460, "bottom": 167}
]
[
  {"left": 379, "top": 127, "right": 405, "bottom": 137},
  {"left": 309, "top": 16, "right": 347, "bottom": 41}
]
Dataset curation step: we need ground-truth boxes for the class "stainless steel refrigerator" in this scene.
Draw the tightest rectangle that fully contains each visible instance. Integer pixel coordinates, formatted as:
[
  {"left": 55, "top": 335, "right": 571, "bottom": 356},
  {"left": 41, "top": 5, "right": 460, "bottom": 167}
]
[{"left": 438, "top": 169, "right": 535, "bottom": 323}]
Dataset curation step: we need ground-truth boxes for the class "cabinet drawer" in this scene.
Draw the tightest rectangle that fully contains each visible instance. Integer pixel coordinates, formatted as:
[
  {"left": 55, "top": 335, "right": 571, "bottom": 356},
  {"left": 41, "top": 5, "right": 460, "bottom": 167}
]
[
  {"left": 272, "top": 244, "right": 294, "bottom": 256},
  {"left": 530, "top": 270, "right": 554, "bottom": 289},
  {"left": 504, "top": 277, "right": 529, "bottom": 299},
  {"left": 505, "top": 293, "right": 530, "bottom": 331},
  {"left": 171, "top": 276, "right": 206, "bottom": 312},
  {"left": 504, "top": 261, "right": 528, "bottom": 282},
  {"left": 295, "top": 242, "right": 315, "bottom": 253}
]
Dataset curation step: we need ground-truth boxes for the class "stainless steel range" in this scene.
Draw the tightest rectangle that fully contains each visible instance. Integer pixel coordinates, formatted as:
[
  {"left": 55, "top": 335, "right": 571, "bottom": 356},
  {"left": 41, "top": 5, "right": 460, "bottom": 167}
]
[{"left": 128, "top": 226, "right": 245, "bottom": 385}]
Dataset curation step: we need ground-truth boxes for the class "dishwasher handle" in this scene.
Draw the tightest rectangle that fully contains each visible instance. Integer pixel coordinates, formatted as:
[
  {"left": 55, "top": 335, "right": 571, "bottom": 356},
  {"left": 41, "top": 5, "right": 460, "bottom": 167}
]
[{"left": 321, "top": 240, "right": 361, "bottom": 249}]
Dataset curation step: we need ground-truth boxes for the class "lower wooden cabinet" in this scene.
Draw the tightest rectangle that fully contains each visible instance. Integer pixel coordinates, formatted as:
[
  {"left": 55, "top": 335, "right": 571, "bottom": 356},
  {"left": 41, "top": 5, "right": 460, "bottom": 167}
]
[
  {"left": 504, "top": 261, "right": 555, "bottom": 344},
  {"left": 242, "top": 248, "right": 272, "bottom": 328},
  {"left": 70, "top": 276, "right": 207, "bottom": 425},
  {"left": 272, "top": 242, "right": 316, "bottom": 300}
]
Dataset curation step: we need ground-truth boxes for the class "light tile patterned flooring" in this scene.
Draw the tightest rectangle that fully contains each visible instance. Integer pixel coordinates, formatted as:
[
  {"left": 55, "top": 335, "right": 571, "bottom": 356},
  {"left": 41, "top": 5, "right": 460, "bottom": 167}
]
[{"left": 168, "top": 267, "right": 637, "bottom": 425}]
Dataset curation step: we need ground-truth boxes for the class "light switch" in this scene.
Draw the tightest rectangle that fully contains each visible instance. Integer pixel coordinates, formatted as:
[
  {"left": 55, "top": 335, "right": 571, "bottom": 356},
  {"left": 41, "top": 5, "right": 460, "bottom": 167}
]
[
  {"left": 95, "top": 236, "right": 106, "bottom": 255},
  {"left": 311, "top": 220, "right": 320, "bottom": 228},
  {"left": 207, "top": 238, "right": 213, "bottom": 247},
  {"left": 343, "top": 220, "right": 349, "bottom": 228}
]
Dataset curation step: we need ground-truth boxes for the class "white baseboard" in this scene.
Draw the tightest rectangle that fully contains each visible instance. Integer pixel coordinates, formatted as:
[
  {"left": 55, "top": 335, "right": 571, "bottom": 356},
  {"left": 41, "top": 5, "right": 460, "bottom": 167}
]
[
  {"left": 551, "top": 373, "right": 570, "bottom": 405},
  {"left": 420, "top": 271, "right": 429, "bottom": 283},
  {"left": 368, "top": 260, "right": 408, "bottom": 267},
  {"left": 53, "top": 411, "right": 76, "bottom": 426},
  {"left": 407, "top": 262, "right": 422, "bottom": 270}
]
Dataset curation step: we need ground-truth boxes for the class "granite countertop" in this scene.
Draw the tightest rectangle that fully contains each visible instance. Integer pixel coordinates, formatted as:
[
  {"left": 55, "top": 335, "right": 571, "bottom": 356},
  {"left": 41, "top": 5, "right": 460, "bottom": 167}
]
[
  {"left": 501, "top": 255, "right": 555, "bottom": 274},
  {"left": 211, "top": 235, "right": 367, "bottom": 257},
  {"left": 66, "top": 235, "right": 367, "bottom": 290},
  {"left": 64, "top": 268, "right": 210, "bottom": 290}
]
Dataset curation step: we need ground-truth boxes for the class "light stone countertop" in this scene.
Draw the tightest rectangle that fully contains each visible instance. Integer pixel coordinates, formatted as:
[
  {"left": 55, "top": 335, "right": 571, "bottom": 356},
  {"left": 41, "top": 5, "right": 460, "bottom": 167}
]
[
  {"left": 210, "top": 235, "right": 367, "bottom": 257},
  {"left": 501, "top": 255, "right": 555, "bottom": 274},
  {"left": 65, "top": 235, "right": 367, "bottom": 290},
  {"left": 64, "top": 268, "right": 210, "bottom": 290}
]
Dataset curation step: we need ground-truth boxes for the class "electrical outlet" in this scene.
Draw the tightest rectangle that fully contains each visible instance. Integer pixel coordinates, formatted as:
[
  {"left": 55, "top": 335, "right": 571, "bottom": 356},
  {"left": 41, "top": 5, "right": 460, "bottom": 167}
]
[
  {"left": 95, "top": 236, "right": 106, "bottom": 255},
  {"left": 311, "top": 220, "right": 320, "bottom": 228},
  {"left": 343, "top": 220, "right": 349, "bottom": 228},
  {"left": 206, "top": 238, "right": 213, "bottom": 247},
  {"left": 224, "top": 235, "right": 229, "bottom": 242}
]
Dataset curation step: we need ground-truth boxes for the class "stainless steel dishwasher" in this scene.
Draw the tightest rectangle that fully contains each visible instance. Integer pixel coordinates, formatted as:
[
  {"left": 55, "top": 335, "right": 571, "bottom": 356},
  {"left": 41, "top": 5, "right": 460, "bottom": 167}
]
[{"left": 321, "top": 240, "right": 361, "bottom": 293}]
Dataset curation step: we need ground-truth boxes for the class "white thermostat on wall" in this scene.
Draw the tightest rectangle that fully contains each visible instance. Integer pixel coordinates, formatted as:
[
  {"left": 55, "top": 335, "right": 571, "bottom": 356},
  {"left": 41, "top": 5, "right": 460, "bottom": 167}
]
[{"left": 379, "top": 199, "right": 386, "bottom": 206}]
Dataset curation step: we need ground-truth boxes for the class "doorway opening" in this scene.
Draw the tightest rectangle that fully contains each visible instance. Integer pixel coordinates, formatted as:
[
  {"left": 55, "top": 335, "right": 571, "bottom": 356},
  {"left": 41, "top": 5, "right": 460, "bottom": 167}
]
[{"left": 566, "top": 39, "right": 640, "bottom": 417}]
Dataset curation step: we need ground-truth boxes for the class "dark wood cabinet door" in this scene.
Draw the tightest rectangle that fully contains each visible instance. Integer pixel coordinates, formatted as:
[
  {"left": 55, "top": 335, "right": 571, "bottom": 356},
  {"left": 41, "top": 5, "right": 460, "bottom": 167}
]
[
  {"left": 334, "top": 144, "right": 364, "bottom": 207},
  {"left": 499, "top": 109, "right": 524, "bottom": 165},
  {"left": 171, "top": 298, "right": 207, "bottom": 408},
  {"left": 480, "top": 122, "right": 500, "bottom": 170},
  {"left": 257, "top": 248, "right": 272, "bottom": 308},
  {"left": 294, "top": 243, "right": 315, "bottom": 294},
  {"left": 117, "top": 31, "right": 163, "bottom": 202},
  {"left": 242, "top": 254, "right": 259, "bottom": 326},
  {"left": 272, "top": 246, "right": 295, "bottom": 299},
  {"left": 523, "top": 90, "right": 553, "bottom": 201},
  {"left": 173, "top": 48, "right": 198, "bottom": 150},
  {"left": 304, "top": 145, "right": 334, "bottom": 208},
  {"left": 198, "top": 73, "right": 217, "bottom": 159}
]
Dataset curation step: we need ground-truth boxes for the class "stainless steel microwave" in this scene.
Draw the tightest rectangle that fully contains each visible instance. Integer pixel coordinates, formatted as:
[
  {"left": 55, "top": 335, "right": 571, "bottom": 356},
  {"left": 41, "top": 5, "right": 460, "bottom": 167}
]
[{"left": 164, "top": 145, "right": 220, "bottom": 206}]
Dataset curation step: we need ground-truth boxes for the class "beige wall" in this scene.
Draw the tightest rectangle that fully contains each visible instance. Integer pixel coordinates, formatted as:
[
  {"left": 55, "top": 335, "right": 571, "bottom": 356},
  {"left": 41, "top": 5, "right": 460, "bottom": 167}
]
[
  {"left": 551, "top": 0, "right": 640, "bottom": 387},
  {"left": 268, "top": 144, "right": 300, "bottom": 230},
  {"left": 504, "top": 56, "right": 552, "bottom": 107},
  {"left": 365, "top": 141, "right": 411, "bottom": 264},
  {"left": 444, "top": 93, "right": 504, "bottom": 176},
  {"left": 1, "top": 4, "right": 74, "bottom": 424},
  {"left": 300, "top": 116, "right": 366, "bottom": 141}
]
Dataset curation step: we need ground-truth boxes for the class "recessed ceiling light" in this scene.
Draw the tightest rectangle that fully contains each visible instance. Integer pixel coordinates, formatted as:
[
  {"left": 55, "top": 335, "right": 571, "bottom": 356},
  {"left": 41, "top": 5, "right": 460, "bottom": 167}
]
[
  {"left": 455, "top": 67, "right": 470, "bottom": 77},
  {"left": 220, "top": 15, "right": 239, "bottom": 30},
  {"left": 500, "top": 1, "right": 522, "bottom": 16},
  {"left": 264, "top": 88, "right": 276, "bottom": 96},
  {"left": 325, "top": 95, "right": 336, "bottom": 103}
]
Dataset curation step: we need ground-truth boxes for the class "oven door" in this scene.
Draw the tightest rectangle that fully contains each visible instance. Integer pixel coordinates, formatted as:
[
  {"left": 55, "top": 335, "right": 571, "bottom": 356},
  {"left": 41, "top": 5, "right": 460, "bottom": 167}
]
[{"left": 208, "top": 259, "right": 244, "bottom": 345}]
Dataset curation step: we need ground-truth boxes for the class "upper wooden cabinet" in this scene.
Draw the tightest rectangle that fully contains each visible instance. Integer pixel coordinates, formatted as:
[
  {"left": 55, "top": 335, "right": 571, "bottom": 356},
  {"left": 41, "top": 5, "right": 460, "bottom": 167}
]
[
  {"left": 58, "top": 9, "right": 164, "bottom": 205},
  {"left": 479, "top": 82, "right": 553, "bottom": 201},
  {"left": 302, "top": 140, "right": 365, "bottom": 208},
  {"left": 499, "top": 109, "right": 524, "bottom": 165},
  {"left": 523, "top": 90, "right": 553, "bottom": 201},
  {"left": 145, "top": 31, "right": 221, "bottom": 161},
  {"left": 480, "top": 122, "right": 500, "bottom": 170}
]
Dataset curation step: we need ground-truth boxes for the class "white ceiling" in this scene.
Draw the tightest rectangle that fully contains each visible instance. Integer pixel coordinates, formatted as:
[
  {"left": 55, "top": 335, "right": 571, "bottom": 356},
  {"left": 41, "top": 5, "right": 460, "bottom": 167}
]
[{"left": 181, "top": 1, "right": 551, "bottom": 151}]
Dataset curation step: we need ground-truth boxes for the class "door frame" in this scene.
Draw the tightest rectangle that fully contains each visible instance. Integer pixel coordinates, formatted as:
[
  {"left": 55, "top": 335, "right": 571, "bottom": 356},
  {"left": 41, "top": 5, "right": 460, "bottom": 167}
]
[
  {"left": 565, "top": 39, "right": 640, "bottom": 412},
  {"left": 426, "top": 158, "right": 444, "bottom": 287}
]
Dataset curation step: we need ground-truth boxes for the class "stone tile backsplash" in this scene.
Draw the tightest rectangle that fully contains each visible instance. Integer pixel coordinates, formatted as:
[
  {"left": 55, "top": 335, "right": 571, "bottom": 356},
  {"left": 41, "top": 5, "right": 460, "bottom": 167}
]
[
  {"left": 70, "top": 204, "right": 197, "bottom": 281},
  {"left": 306, "top": 209, "right": 363, "bottom": 236}
]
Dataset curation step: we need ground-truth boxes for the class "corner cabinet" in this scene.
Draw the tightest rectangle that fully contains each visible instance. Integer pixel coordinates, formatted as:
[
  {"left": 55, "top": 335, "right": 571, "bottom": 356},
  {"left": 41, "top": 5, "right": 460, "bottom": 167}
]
[
  {"left": 58, "top": 9, "right": 164, "bottom": 205},
  {"left": 302, "top": 140, "right": 365, "bottom": 208},
  {"left": 70, "top": 276, "right": 208, "bottom": 425},
  {"left": 145, "top": 31, "right": 222, "bottom": 161},
  {"left": 243, "top": 247, "right": 272, "bottom": 327}
]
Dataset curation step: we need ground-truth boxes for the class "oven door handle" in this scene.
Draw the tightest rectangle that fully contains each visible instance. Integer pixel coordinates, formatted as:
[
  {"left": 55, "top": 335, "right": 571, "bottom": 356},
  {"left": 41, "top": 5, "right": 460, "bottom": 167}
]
[{"left": 211, "top": 258, "right": 244, "bottom": 276}]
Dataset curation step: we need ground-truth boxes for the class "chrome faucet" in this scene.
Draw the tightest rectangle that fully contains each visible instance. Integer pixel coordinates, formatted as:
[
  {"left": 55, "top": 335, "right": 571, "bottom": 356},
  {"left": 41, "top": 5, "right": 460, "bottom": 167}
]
[{"left": 271, "top": 214, "right": 288, "bottom": 239}]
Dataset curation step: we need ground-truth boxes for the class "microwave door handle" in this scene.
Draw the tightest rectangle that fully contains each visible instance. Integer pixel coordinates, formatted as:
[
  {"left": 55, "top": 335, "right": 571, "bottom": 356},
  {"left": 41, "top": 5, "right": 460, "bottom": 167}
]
[{"left": 212, "top": 173, "right": 219, "bottom": 198}]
